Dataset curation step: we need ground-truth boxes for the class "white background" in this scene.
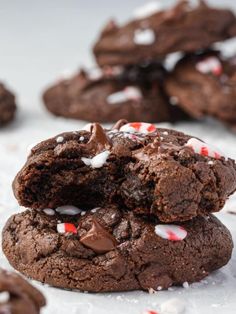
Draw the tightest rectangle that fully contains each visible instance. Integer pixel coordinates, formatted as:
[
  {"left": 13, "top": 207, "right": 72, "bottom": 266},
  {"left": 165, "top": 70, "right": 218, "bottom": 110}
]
[{"left": 0, "top": 1, "right": 236, "bottom": 313}]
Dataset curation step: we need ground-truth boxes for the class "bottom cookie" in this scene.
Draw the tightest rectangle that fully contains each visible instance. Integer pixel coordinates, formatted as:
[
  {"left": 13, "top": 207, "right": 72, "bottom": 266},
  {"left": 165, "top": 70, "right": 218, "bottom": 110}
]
[
  {"left": 2, "top": 206, "right": 233, "bottom": 292},
  {"left": 0, "top": 268, "right": 46, "bottom": 314}
]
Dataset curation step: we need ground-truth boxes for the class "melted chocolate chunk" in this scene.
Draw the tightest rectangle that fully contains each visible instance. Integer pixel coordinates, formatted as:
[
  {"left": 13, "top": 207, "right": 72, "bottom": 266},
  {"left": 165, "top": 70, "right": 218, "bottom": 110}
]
[{"left": 79, "top": 219, "right": 118, "bottom": 254}]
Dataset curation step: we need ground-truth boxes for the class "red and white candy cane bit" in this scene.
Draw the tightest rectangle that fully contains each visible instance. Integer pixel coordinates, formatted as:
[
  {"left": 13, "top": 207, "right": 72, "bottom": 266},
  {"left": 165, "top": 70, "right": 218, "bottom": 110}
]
[
  {"left": 196, "top": 56, "right": 222, "bottom": 76},
  {"left": 155, "top": 225, "right": 187, "bottom": 241},
  {"left": 57, "top": 223, "right": 77, "bottom": 234},
  {"left": 185, "top": 138, "right": 225, "bottom": 160},
  {"left": 142, "top": 310, "right": 159, "bottom": 314},
  {"left": 120, "top": 122, "right": 157, "bottom": 134}
]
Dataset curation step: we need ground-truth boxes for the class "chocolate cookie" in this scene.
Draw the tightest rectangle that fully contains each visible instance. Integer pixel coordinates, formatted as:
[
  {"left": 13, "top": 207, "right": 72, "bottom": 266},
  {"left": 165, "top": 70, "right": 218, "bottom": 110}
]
[
  {"left": 42, "top": 64, "right": 188, "bottom": 123},
  {"left": 93, "top": 1, "right": 236, "bottom": 66},
  {"left": 0, "top": 83, "right": 17, "bottom": 126},
  {"left": 12, "top": 121, "right": 236, "bottom": 222},
  {"left": 2, "top": 207, "right": 233, "bottom": 292},
  {"left": 165, "top": 51, "right": 236, "bottom": 128},
  {"left": 0, "top": 268, "right": 46, "bottom": 314}
]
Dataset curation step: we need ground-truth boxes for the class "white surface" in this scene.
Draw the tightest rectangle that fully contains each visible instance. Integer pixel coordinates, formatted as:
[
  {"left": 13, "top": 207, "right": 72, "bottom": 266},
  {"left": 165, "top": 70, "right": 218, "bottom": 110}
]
[{"left": 0, "top": 0, "right": 236, "bottom": 313}]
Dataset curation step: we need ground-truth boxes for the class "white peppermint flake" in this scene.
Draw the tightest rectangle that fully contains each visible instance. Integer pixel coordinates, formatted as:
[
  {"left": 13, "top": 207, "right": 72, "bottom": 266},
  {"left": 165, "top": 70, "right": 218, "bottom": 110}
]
[
  {"left": 133, "top": 1, "right": 164, "bottom": 19},
  {"left": 0, "top": 292, "right": 9, "bottom": 302},
  {"left": 56, "top": 136, "right": 64, "bottom": 143},
  {"left": 87, "top": 67, "right": 103, "bottom": 80},
  {"left": 134, "top": 28, "right": 155, "bottom": 45},
  {"left": 81, "top": 150, "right": 110, "bottom": 168},
  {"left": 43, "top": 208, "right": 55, "bottom": 216},
  {"left": 160, "top": 298, "right": 186, "bottom": 314},
  {"left": 57, "top": 223, "right": 65, "bottom": 234},
  {"left": 55, "top": 205, "right": 81, "bottom": 215},
  {"left": 107, "top": 86, "right": 142, "bottom": 104}
]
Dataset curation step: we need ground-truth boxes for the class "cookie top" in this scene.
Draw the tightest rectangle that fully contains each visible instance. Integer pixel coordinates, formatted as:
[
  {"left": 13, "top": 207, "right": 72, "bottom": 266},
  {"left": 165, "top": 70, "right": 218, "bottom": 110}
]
[
  {"left": 0, "top": 83, "right": 17, "bottom": 126},
  {"left": 165, "top": 50, "right": 236, "bottom": 127},
  {"left": 93, "top": 0, "right": 236, "bottom": 66},
  {"left": 0, "top": 268, "right": 46, "bottom": 314},
  {"left": 2, "top": 207, "right": 233, "bottom": 292},
  {"left": 13, "top": 120, "right": 236, "bottom": 222},
  {"left": 43, "top": 64, "right": 188, "bottom": 123}
]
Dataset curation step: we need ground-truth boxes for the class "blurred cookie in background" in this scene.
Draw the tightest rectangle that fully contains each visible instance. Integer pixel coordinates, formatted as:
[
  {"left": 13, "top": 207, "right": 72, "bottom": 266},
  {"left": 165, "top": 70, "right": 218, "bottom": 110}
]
[
  {"left": 165, "top": 50, "right": 236, "bottom": 129},
  {"left": 93, "top": 0, "right": 236, "bottom": 66},
  {"left": 0, "top": 83, "right": 17, "bottom": 126},
  {"left": 42, "top": 63, "right": 189, "bottom": 123}
]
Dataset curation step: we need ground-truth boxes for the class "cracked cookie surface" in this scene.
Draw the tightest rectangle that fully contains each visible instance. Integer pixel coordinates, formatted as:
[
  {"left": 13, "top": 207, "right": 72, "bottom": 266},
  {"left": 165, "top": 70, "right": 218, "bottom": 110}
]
[{"left": 13, "top": 121, "right": 236, "bottom": 222}]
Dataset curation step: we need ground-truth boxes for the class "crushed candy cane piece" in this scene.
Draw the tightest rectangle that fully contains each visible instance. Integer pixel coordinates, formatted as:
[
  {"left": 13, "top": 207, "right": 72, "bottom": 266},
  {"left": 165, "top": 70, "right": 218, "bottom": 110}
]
[
  {"left": 120, "top": 122, "right": 156, "bottom": 134},
  {"left": 81, "top": 150, "right": 110, "bottom": 168},
  {"left": 196, "top": 56, "right": 222, "bottom": 76},
  {"left": 143, "top": 311, "right": 159, "bottom": 314},
  {"left": 107, "top": 86, "right": 142, "bottom": 104},
  {"left": 155, "top": 225, "right": 187, "bottom": 241},
  {"left": 185, "top": 138, "right": 225, "bottom": 159},
  {"left": 134, "top": 28, "right": 155, "bottom": 45},
  {"left": 57, "top": 223, "right": 77, "bottom": 234},
  {"left": 55, "top": 205, "right": 81, "bottom": 215}
]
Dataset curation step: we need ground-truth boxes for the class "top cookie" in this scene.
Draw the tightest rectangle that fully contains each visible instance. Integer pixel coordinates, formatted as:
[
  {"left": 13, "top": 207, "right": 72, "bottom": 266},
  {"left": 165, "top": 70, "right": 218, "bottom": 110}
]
[
  {"left": 93, "top": 0, "right": 236, "bottom": 66},
  {"left": 165, "top": 50, "right": 236, "bottom": 128},
  {"left": 13, "top": 120, "right": 236, "bottom": 222}
]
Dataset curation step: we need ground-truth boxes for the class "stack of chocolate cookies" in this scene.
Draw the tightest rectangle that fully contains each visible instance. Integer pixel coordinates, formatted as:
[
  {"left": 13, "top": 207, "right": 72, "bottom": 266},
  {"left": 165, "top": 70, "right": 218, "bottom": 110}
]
[
  {"left": 2, "top": 120, "right": 236, "bottom": 292},
  {"left": 43, "top": 0, "right": 236, "bottom": 127}
]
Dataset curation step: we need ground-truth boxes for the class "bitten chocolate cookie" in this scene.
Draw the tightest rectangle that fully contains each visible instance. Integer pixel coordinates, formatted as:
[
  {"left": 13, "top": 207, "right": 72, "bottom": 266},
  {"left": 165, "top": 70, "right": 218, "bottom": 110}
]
[
  {"left": 165, "top": 51, "right": 236, "bottom": 128},
  {"left": 0, "top": 268, "right": 46, "bottom": 314},
  {"left": 13, "top": 121, "right": 236, "bottom": 222},
  {"left": 0, "top": 83, "right": 17, "bottom": 126},
  {"left": 2, "top": 207, "right": 233, "bottom": 292},
  {"left": 43, "top": 64, "right": 188, "bottom": 123},
  {"left": 93, "top": 0, "right": 236, "bottom": 66}
]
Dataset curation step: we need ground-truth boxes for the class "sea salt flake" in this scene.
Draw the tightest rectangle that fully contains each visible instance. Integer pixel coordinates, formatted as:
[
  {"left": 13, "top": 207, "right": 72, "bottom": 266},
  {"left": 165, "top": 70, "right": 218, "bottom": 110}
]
[{"left": 134, "top": 28, "right": 155, "bottom": 45}]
